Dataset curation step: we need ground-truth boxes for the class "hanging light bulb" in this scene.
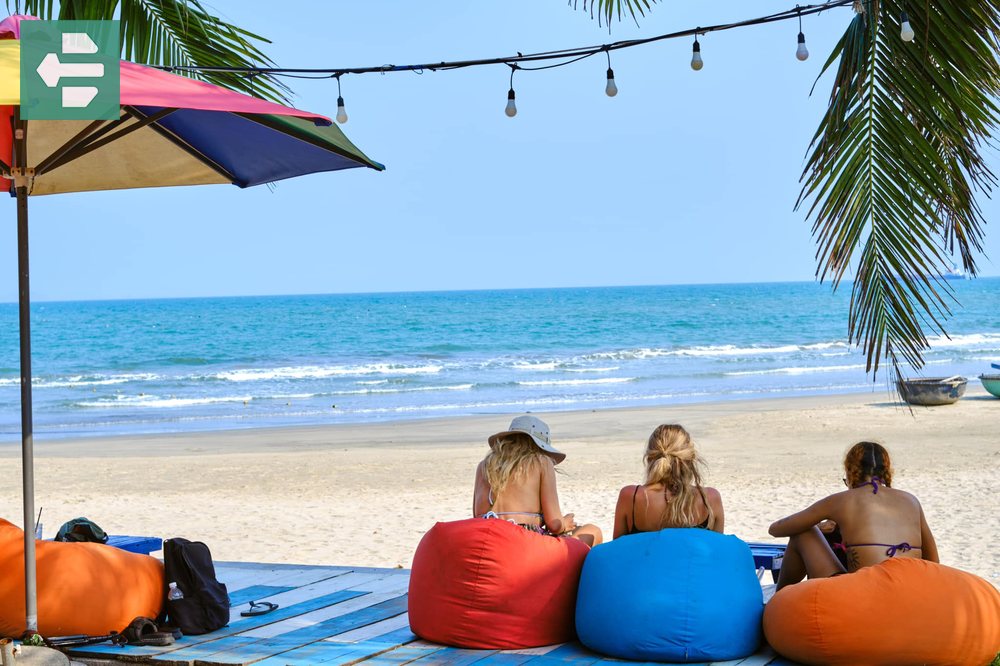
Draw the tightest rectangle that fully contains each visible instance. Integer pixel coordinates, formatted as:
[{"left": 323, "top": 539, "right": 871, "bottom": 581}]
[
  {"left": 505, "top": 65, "right": 518, "bottom": 117},
  {"left": 336, "top": 96, "right": 348, "bottom": 124},
  {"left": 900, "top": 12, "right": 915, "bottom": 42},
  {"left": 604, "top": 51, "right": 617, "bottom": 97},
  {"left": 690, "top": 37, "right": 703, "bottom": 71},
  {"left": 335, "top": 76, "right": 348, "bottom": 124},
  {"left": 795, "top": 12, "right": 809, "bottom": 61},
  {"left": 505, "top": 88, "right": 517, "bottom": 117},
  {"left": 605, "top": 68, "right": 618, "bottom": 97}
]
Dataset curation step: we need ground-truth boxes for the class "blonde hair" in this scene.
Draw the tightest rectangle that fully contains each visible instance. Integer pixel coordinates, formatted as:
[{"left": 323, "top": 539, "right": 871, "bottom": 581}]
[
  {"left": 644, "top": 424, "right": 713, "bottom": 529},
  {"left": 844, "top": 441, "right": 893, "bottom": 488},
  {"left": 483, "top": 434, "right": 545, "bottom": 499}
]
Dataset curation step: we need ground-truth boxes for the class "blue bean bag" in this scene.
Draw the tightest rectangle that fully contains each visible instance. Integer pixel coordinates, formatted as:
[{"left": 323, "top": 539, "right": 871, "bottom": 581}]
[{"left": 575, "top": 528, "right": 763, "bottom": 662}]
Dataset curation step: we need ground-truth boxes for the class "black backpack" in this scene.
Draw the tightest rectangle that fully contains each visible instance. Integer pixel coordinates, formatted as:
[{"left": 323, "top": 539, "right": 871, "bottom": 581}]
[{"left": 163, "top": 537, "right": 230, "bottom": 635}]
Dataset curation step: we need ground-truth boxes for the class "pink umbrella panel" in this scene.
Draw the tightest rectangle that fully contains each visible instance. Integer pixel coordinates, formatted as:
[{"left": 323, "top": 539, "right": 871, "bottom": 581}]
[{"left": 0, "top": 15, "right": 383, "bottom": 195}]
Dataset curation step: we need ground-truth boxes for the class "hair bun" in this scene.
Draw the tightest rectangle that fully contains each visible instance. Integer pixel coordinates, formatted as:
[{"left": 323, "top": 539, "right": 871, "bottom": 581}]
[{"left": 669, "top": 447, "right": 695, "bottom": 461}]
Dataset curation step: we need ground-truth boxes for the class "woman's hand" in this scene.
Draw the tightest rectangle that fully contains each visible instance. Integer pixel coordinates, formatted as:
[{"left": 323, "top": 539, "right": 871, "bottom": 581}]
[
  {"left": 818, "top": 519, "right": 838, "bottom": 534},
  {"left": 560, "top": 513, "right": 577, "bottom": 534}
]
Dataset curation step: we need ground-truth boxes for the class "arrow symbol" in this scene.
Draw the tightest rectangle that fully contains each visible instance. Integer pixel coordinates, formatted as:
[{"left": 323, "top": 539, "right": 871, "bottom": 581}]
[{"left": 36, "top": 52, "right": 104, "bottom": 88}]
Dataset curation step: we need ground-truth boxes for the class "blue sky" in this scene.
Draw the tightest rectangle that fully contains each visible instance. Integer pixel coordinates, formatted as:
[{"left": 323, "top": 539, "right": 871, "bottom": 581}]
[{"left": 1, "top": 0, "right": 998, "bottom": 302}]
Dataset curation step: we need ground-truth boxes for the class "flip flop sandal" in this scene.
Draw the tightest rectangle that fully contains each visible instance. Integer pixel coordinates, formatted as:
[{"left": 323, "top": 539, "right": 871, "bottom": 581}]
[
  {"left": 123, "top": 616, "right": 176, "bottom": 646},
  {"left": 157, "top": 625, "right": 183, "bottom": 641},
  {"left": 240, "top": 601, "right": 279, "bottom": 617}
]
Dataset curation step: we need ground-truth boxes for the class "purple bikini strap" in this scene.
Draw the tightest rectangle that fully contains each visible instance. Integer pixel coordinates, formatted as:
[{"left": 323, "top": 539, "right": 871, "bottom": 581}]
[
  {"left": 885, "top": 542, "right": 913, "bottom": 556},
  {"left": 868, "top": 476, "right": 882, "bottom": 494},
  {"left": 844, "top": 541, "right": 918, "bottom": 557}
]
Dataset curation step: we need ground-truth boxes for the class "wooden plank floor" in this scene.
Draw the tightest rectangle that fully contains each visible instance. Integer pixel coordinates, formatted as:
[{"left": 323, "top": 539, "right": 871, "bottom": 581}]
[{"left": 68, "top": 562, "right": 796, "bottom": 666}]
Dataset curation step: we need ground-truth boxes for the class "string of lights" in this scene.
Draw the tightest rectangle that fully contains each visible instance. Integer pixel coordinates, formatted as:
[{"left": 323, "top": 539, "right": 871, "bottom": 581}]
[{"left": 153, "top": 0, "right": 917, "bottom": 123}]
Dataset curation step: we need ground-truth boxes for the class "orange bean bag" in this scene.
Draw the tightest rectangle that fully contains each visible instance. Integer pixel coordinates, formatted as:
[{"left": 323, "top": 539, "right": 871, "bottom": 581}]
[
  {"left": 763, "top": 558, "right": 1000, "bottom": 666},
  {"left": 408, "top": 518, "right": 590, "bottom": 648},
  {"left": 0, "top": 518, "right": 164, "bottom": 638}
]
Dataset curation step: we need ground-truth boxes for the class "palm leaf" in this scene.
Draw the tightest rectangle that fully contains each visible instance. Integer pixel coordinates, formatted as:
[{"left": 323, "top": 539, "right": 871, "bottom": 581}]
[
  {"left": 577, "top": 0, "right": 1000, "bottom": 385},
  {"left": 6, "top": 0, "right": 291, "bottom": 103},
  {"left": 799, "top": 0, "right": 1000, "bottom": 382},
  {"left": 568, "top": 0, "right": 657, "bottom": 28}
]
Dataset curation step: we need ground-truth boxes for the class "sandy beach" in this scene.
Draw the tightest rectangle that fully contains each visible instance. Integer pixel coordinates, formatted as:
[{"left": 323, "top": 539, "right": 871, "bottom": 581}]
[{"left": 1, "top": 389, "right": 997, "bottom": 587}]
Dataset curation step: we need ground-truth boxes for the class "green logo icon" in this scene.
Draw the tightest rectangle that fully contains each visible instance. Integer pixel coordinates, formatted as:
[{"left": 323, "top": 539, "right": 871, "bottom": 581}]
[{"left": 20, "top": 20, "right": 120, "bottom": 120}]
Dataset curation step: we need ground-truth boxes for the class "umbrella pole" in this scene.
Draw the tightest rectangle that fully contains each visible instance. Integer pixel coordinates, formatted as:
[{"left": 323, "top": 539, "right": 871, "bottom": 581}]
[{"left": 13, "top": 112, "right": 38, "bottom": 635}]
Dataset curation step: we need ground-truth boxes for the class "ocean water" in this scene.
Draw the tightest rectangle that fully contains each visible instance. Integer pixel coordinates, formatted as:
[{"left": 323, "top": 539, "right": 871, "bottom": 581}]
[{"left": 1, "top": 280, "right": 998, "bottom": 441}]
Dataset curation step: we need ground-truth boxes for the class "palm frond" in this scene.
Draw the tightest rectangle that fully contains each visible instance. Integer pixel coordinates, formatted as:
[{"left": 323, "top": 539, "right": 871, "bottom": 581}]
[
  {"left": 799, "top": 0, "right": 1000, "bottom": 382},
  {"left": 6, "top": 0, "right": 291, "bottom": 103},
  {"left": 568, "top": 0, "right": 658, "bottom": 28}
]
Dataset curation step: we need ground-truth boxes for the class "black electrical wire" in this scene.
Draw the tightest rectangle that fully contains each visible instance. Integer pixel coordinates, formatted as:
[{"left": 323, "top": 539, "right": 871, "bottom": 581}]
[{"left": 153, "top": 0, "right": 854, "bottom": 80}]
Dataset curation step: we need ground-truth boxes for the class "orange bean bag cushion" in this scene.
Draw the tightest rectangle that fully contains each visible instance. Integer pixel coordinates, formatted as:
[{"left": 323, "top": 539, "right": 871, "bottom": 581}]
[
  {"left": 763, "top": 558, "right": 1000, "bottom": 666},
  {"left": 0, "top": 518, "right": 164, "bottom": 638},
  {"left": 408, "top": 518, "right": 590, "bottom": 648}
]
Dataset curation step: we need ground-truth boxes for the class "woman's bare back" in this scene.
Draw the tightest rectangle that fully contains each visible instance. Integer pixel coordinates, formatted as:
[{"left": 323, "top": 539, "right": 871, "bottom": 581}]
[
  {"left": 614, "top": 483, "right": 724, "bottom": 537},
  {"left": 473, "top": 458, "right": 545, "bottom": 525},
  {"left": 829, "top": 486, "right": 928, "bottom": 570}
]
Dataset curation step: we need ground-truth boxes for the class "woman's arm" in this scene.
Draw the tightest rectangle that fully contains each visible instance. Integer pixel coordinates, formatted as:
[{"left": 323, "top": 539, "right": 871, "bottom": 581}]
[
  {"left": 918, "top": 503, "right": 939, "bottom": 563},
  {"left": 769, "top": 494, "right": 838, "bottom": 538},
  {"left": 705, "top": 487, "right": 725, "bottom": 533},
  {"left": 539, "top": 456, "right": 573, "bottom": 533},
  {"left": 612, "top": 485, "right": 637, "bottom": 539},
  {"left": 472, "top": 461, "right": 490, "bottom": 518}
]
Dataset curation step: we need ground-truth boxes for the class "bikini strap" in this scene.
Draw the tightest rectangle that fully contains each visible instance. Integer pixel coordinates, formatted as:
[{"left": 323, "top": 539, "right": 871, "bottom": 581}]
[
  {"left": 629, "top": 485, "right": 641, "bottom": 533},
  {"left": 844, "top": 541, "right": 920, "bottom": 557},
  {"left": 484, "top": 481, "right": 544, "bottom": 522},
  {"left": 885, "top": 542, "right": 914, "bottom": 556},
  {"left": 696, "top": 485, "right": 714, "bottom": 530},
  {"left": 868, "top": 476, "right": 882, "bottom": 494}
]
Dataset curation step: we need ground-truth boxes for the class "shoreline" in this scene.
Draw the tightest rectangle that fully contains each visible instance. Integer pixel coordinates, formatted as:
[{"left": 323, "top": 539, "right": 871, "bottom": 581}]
[
  {"left": 1, "top": 389, "right": 996, "bottom": 588},
  {"left": 0, "top": 379, "right": 883, "bottom": 447},
  {"left": 0, "top": 385, "right": 986, "bottom": 456}
]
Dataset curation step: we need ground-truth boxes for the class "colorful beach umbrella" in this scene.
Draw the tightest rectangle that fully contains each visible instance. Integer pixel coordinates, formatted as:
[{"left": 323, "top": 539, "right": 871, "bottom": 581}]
[{"left": 0, "top": 14, "right": 383, "bottom": 635}]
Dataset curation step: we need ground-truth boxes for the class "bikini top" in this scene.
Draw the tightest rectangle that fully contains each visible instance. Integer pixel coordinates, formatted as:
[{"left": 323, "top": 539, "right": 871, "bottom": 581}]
[
  {"left": 838, "top": 477, "right": 921, "bottom": 557},
  {"left": 626, "top": 484, "right": 710, "bottom": 535}
]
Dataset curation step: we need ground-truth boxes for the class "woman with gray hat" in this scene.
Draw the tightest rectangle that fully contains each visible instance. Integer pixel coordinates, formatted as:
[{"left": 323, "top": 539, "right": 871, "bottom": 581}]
[{"left": 473, "top": 415, "right": 603, "bottom": 547}]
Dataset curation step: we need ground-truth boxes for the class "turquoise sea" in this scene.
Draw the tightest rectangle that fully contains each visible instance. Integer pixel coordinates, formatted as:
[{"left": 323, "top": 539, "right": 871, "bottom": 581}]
[{"left": 1, "top": 280, "right": 998, "bottom": 441}]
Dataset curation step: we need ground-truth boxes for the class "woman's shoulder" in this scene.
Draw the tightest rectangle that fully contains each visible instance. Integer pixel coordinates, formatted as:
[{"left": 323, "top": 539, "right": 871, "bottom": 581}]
[
  {"left": 533, "top": 453, "right": 555, "bottom": 471},
  {"left": 700, "top": 486, "right": 723, "bottom": 510},
  {"left": 885, "top": 485, "right": 922, "bottom": 506},
  {"left": 616, "top": 484, "right": 642, "bottom": 501}
]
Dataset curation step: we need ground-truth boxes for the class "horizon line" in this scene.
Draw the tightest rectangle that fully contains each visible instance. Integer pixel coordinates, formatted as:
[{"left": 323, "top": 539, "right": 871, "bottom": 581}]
[{"left": 2, "top": 274, "right": 998, "bottom": 306}]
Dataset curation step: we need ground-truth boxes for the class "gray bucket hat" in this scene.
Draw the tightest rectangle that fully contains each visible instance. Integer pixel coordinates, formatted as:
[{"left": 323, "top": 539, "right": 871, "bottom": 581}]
[{"left": 488, "top": 415, "right": 565, "bottom": 464}]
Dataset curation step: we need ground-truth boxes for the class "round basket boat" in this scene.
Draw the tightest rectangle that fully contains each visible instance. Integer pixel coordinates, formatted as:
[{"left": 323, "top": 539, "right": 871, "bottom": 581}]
[
  {"left": 897, "top": 376, "right": 967, "bottom": 406},
  {"left": 980, "top": 374, "right": 1000, "bottom": 399}
]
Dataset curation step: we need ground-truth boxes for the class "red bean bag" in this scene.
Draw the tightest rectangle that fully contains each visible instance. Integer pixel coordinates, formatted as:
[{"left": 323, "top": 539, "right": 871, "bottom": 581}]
[
  {"left": 0, "top": 518, "right": 165, "bottom": 638},
  {"left": 763, "top": 557, "right": 1000, "bottom": 666},
  {"left": 408, "top": 518, "right": 590, "bottom": 648}
]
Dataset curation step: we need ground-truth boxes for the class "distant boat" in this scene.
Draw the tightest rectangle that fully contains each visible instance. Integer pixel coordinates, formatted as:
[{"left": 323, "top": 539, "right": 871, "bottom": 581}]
[
  {"left": 941, "top": 263, "right": 967, "bottom": 280},
  {"left": 982, "top": 363, "right": 1000, "bottom": 398},
  {"left": 892, "top": 263, "right": 967, "bottom": 281},
  {"left": 897, "top": 376, "right": 967, "bottom": 406}
]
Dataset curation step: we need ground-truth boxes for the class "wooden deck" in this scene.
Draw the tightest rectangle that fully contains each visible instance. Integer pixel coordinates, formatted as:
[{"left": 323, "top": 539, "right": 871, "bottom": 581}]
[{"left": 68, "top": 561, "right": 797, "bottom": 666}]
